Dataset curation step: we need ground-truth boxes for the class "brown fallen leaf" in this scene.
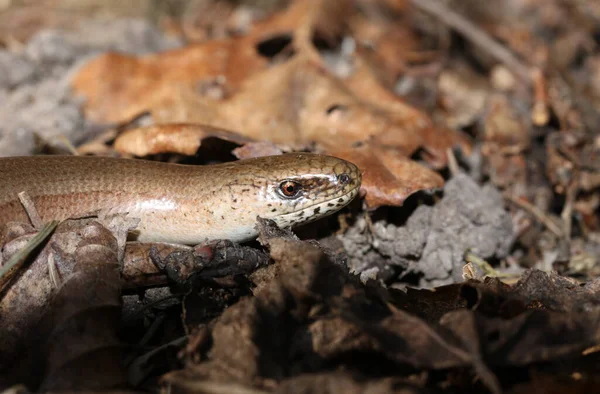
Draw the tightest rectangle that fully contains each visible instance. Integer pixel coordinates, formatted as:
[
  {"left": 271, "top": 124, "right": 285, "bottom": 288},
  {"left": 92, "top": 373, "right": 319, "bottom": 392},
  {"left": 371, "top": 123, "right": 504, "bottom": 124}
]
[
  {"left": 111, "top": 53, "right": 448, "bottom": 207},
  {"left": 143, "top": 55, "right": 450, "bottom": 207},
  {"left": 341, "top": 54, "right": 473, "bottom": 168},
  {"left": 70, "top": 0, "right": 351, "bottom": 125},
  {"left": 74, "top": 0, "right": 471, "bottom": 209},
  {"left": 114, "top": 123, "right": 255, "bottom": 157},
  {"left": 331, "top": 144, "right": 444, "bottom": 207},
  {"left": 232, "top": 141, "right": 285, "bottom": 160},
  {"left": 71, "top": 36, "right": 268, "bottom": 124},
  {"left": 348, "top": 3, "right": 418, "bottom": 82}
]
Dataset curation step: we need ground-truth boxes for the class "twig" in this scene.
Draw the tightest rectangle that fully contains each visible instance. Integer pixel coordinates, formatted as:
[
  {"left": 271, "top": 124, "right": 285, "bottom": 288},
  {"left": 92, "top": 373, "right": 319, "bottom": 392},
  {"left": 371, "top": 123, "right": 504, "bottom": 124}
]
[
  {"left": 17, "top": 191, "right": 42, "bottom": 229},
  {"left": 531, "top": 67, "right": 550, "bottom": 126},
  {"left": 47, "top": 251, "right": 61, "bottom": 288},
  {"left": 409, "top": 0, "right": 533, "bottom": 84},
  {"left": 446, "top": 148, "right": 460, "bottom": 176},
  {"left": 164, "top": 380, "right": 269, "bottom": 394},
  {"left": 463, "top": 250, "right": 512, "bottom": 278},
  {"left": 0, "top": 221, "right": 59, "bottom": 291},
  {"left": 504, "top": 194, "right": 563, "bottom": 237},
  {"left": 54, "top": 134, "right": 80, "bottom": 156},
  {"left": 561, "top": 179, "right": 579, "bottom": 240}
]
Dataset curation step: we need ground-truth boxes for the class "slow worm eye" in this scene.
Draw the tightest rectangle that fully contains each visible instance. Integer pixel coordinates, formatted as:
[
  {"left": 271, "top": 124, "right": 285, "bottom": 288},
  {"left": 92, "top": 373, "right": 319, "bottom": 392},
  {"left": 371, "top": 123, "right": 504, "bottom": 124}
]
[
  {"left": 338, "top": 173, "right": 351, "bottom": 184},
  {"left": 279, "top": 181, "right": 302, "bottom": 198}
]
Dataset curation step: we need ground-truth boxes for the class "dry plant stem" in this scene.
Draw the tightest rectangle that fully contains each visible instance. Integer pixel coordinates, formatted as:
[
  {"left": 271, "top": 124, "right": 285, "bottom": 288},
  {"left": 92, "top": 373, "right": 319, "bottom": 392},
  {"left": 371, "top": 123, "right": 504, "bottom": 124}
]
[
  {"left": 52, "top": 135, "right": 79, "bottom": 156},
  {"left": 463, "top": 250, "right": 512, "bottom": 279},
  {"left": 582, "top": 343, "right": 600, "bottom": 356},
  {"left": 446, "top": 148, "right": 460, "bottom": 177},
  {"left": 560, "top": 180, "right": 578, "bottom": 240},
  {"left": 164, "top": 381, "right": 269, "bottom": 394},
  {"left": 17, "top": 191, "right": 42, "bottom": 229},
  {"left": 47, "top": 252, "right": 61, "bottom": 288},
  {"left": 409, "top": 0, "right": 533, "bottom": 84},
  {"left": 463, "top": 250, "right": 497, "bottom": 276},
  {"left": 504, "top": 193, "right": 564, "bottom": 237},
  {"left": 531, "top": 68, "right": 550, "bottom": 126}
]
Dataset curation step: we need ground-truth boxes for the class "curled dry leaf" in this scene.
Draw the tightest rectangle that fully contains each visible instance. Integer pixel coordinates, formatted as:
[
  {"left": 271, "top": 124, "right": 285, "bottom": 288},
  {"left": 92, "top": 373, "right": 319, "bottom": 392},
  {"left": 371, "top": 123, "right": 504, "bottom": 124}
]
[
  {"left": 231, "top": 141, "right": 285, "bottom": 160},
  {"left": 115, "top": 122, "right": 286, "bottom": 160},
  {"left": 114, "top": 123, "right": 255, "bottom": 157}
]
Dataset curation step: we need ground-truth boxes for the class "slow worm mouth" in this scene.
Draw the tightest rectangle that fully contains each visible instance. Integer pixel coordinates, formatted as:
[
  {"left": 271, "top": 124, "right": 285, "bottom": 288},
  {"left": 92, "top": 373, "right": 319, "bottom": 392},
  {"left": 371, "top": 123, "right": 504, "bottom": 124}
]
[
  {"left": 312, "top": 185, "right": 360, "bottom": 208},
  {"left": 292, "top": 181, "right": 361, "bottom": 210},
  {"left": 273, "top": 184, "right": 361, "bottom": 229}
]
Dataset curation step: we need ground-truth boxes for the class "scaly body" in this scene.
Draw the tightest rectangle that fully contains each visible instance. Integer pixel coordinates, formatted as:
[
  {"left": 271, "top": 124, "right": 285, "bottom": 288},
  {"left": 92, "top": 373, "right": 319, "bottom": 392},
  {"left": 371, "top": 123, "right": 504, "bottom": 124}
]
[{"left": 0, "top": 153, "right": 361, "bottom": 244}]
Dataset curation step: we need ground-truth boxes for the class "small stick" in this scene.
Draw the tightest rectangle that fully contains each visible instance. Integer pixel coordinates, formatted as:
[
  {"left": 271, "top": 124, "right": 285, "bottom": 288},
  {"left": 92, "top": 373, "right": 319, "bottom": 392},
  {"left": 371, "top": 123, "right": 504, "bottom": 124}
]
[
  {"left": 409, "top": 0, "right": 533, "bottom": 84},
  {"left": 54, "top": 134, "right": 80, "bottom": 156},
  {"left": 531, "top": 67, "right": 550, "bottom": 126},
  {"left": 0, "top": 221, "right": 59, "bottom": 291},
  {"left": 561, "top": 179, "right": 579, "bottom": 240},
  {"left": 446, "top": 148, "right": 460, "bottom": 177},
  {"left": 48, "top": 252, "right": 61, "bottom": 288},
  {"left": 504, "top": 193, "right": 563, "bottom": 237},
  {"left": 17, "top": 191, "right": 42, "bottom": 229}
]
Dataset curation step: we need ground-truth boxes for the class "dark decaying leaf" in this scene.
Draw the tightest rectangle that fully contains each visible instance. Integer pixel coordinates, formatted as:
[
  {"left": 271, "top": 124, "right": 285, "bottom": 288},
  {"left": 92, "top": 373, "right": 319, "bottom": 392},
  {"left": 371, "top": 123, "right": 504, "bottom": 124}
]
[
  {"left": 0, "top": 218, "right": 126, "bottom": 390},
  {"left": 160, "top": 222, "right": 600, "bottom": 394}
]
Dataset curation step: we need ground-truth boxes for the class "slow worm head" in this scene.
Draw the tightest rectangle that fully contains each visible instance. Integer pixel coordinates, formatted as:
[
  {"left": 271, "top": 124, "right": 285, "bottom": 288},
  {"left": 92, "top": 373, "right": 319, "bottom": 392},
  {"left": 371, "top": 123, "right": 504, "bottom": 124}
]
[{"left": 0, "top": 153, "right": 361, "bottom": 244}]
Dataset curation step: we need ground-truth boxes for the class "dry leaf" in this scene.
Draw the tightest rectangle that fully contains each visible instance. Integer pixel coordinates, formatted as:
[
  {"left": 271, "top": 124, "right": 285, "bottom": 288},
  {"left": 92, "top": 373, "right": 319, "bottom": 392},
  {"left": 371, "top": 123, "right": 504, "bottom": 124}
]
[
  {"left": 71, "top": 0, "right": 352, "bottom": 125},
  {"left": 114, "top": 123, "right": 255, "bottom": 156},
  {"left": 331, "top": 144, "right": 444, "bottom": 207},
  {"left": 72, "top": 0, "right": 471, "bottom": 209},
  {"left": 71, "top": 37, "right": 268, "bottom": 124}
]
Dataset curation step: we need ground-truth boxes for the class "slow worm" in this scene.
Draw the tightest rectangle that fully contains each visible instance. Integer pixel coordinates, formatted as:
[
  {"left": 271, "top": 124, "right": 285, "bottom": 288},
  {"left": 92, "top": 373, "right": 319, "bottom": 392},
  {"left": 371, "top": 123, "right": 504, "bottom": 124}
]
[{"left": 0, "top": 153, "right": 361, "bottom": 244}]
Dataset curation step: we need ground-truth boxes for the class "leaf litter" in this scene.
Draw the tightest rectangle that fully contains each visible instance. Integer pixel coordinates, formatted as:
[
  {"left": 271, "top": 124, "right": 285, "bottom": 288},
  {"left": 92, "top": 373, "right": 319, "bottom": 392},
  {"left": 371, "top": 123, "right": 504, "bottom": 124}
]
[{"left": 1, "top": 0, "right": 600, "bottom": 392}]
